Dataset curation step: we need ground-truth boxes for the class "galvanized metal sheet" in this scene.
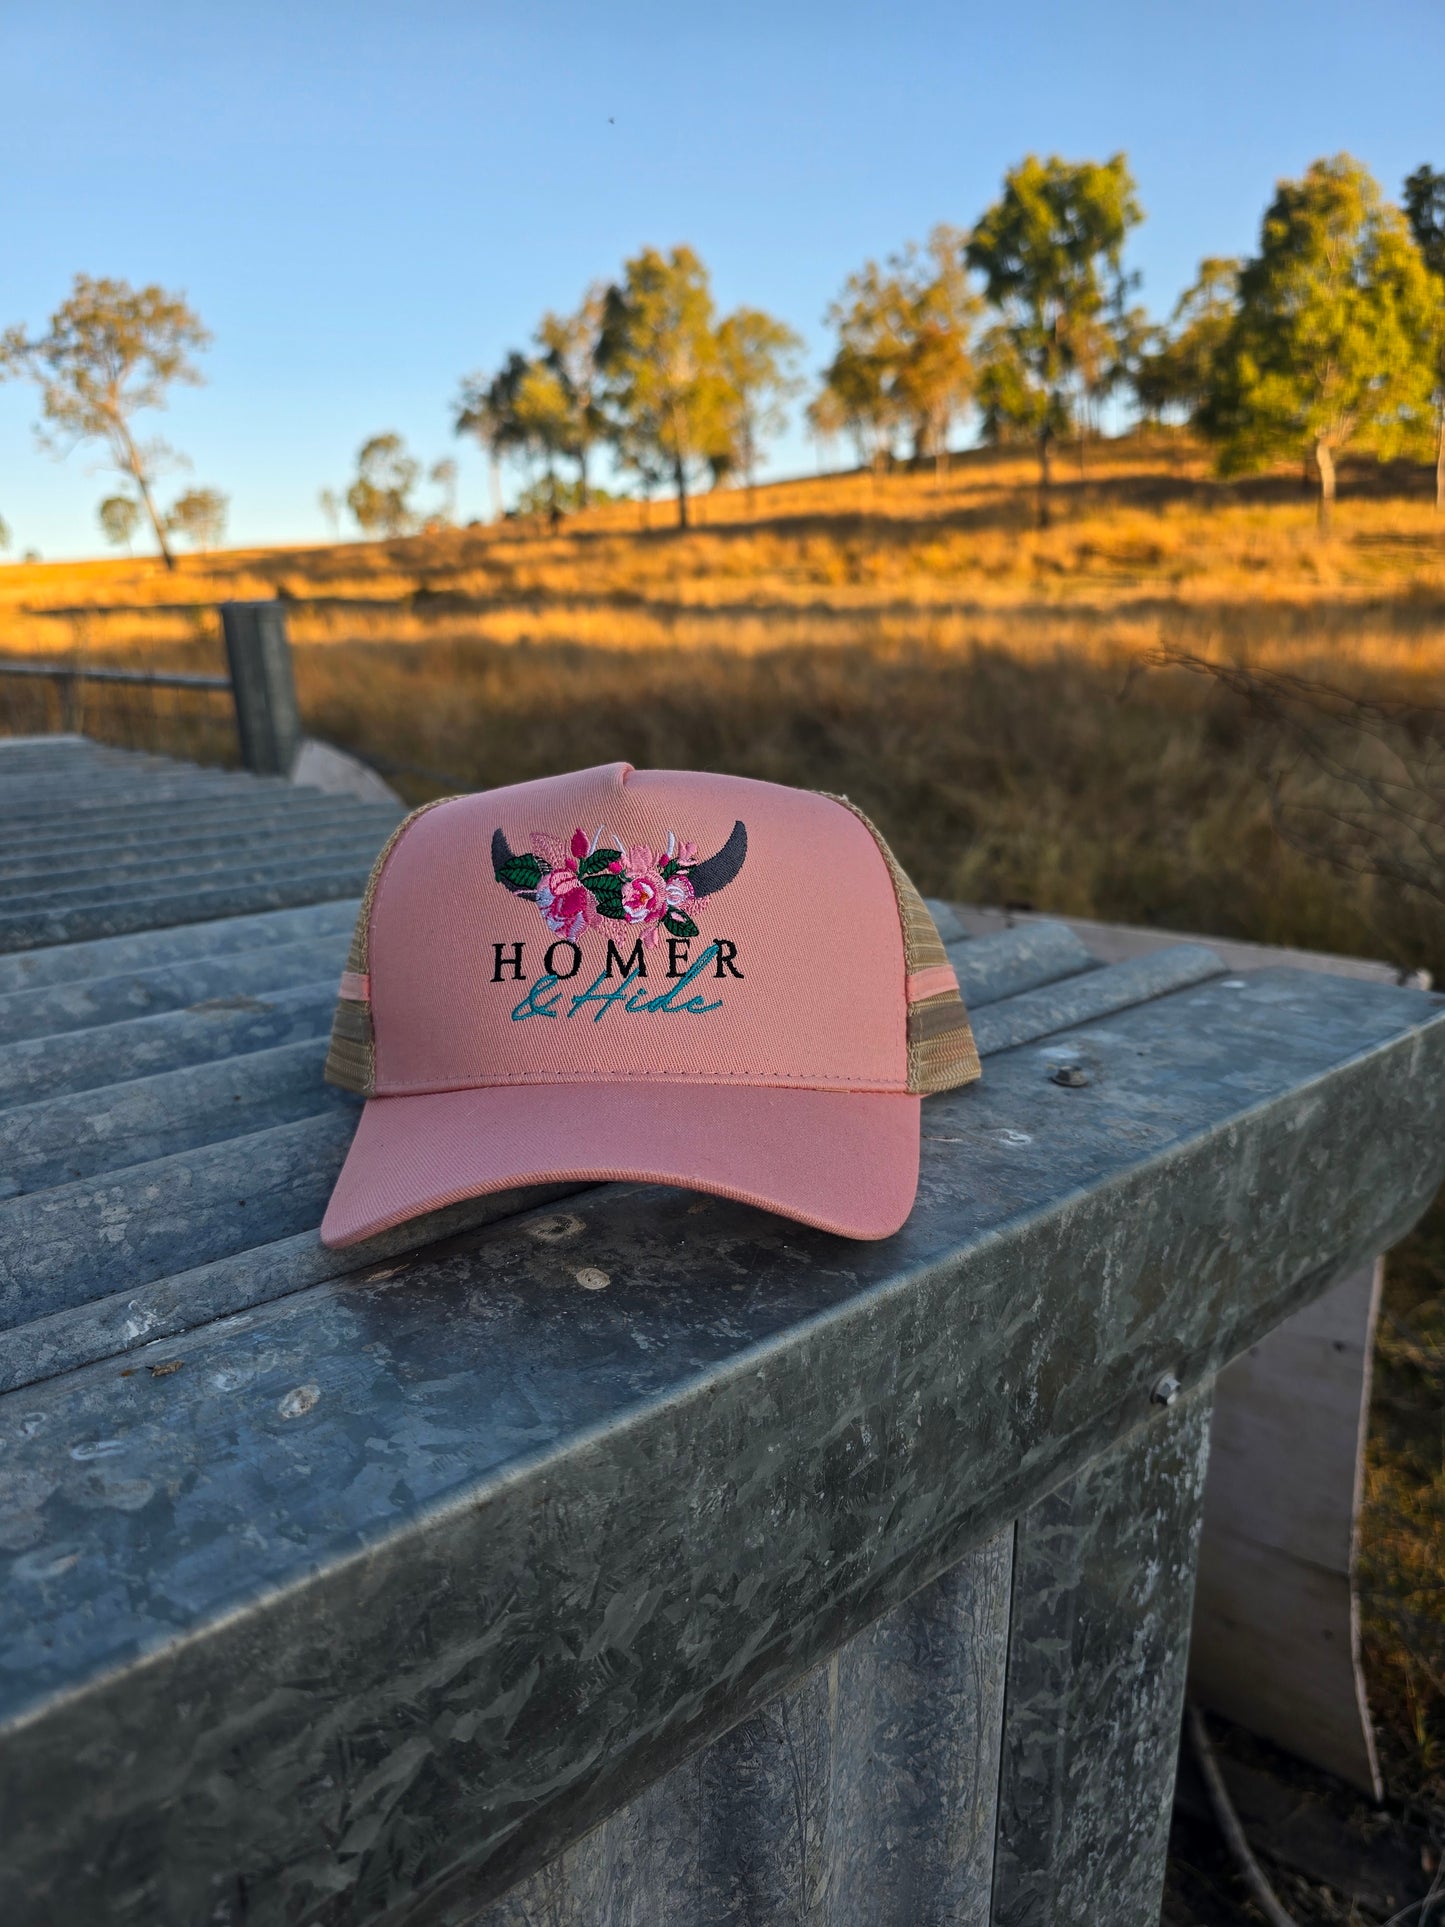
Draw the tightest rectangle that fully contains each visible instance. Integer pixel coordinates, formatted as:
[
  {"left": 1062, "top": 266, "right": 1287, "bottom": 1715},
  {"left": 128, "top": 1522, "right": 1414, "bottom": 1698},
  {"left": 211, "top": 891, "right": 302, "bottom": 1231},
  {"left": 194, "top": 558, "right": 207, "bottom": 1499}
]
[
  {"left": 1, "top": 744, "right": 1442, "bottom": 1927},
  {"left": 991, "top": 1389, "right": 1213, "bottom": 1926},
  {"left": 0, "top": 967, "right": 1441, "bottom": 1925},
  {"left": 0, "top": 899, "right": 358, "bottom": 996}
]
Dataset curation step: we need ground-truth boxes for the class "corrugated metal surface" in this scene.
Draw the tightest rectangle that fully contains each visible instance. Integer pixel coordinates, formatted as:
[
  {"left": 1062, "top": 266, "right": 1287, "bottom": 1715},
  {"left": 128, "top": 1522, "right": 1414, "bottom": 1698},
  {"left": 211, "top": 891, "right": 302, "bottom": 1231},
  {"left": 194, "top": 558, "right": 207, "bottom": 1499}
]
[
  {"left": 1, "top": 737, "right": 1442, "bottom": 1927},
  {"left": 0, "top": 738, "right": 1232, "bottom": 1405}
]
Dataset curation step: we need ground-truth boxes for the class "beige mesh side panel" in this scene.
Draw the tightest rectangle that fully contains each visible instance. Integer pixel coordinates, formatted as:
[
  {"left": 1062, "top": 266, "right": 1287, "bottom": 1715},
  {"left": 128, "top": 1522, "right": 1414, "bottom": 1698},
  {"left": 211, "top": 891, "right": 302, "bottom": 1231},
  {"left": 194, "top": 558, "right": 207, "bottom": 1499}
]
[
  {"left": 324, "top": 997, "right": 375, "bottom": 1093},
  {"left": 324, "top": 797, "right": 458, "bottom": 1094},
  {"left": 906, "top": 1002, "right": 982, "bottom": 1092},
  {"left": 823, "top": 793, "right": 982, "bottom": 1096}
]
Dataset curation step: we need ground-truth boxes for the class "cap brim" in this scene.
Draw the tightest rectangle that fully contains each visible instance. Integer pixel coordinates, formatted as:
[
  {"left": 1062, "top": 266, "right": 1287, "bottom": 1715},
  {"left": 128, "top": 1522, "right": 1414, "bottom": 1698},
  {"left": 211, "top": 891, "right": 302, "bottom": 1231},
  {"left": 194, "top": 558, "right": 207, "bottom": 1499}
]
[{"left": 321, "top": 1081, "right": 921, "bottom": 1248}]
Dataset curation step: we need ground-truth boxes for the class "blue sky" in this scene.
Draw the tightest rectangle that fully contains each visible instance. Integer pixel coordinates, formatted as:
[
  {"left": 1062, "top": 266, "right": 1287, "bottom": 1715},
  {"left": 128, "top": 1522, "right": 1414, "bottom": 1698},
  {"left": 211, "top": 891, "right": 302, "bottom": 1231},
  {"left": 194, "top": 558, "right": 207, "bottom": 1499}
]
[{"left": 3, "top": 0, "right": 1442, "bottom": 558}]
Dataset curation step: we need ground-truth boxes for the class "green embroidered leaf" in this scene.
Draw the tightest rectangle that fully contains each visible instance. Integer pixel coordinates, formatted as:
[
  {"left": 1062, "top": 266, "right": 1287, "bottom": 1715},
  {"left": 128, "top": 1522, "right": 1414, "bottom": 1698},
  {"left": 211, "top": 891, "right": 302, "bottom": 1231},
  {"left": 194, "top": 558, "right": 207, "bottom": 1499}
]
[
  {"left": 578, "top": 847, "right": 617, "bottom": 877},
  {"left": 585, "top": 871, "right": 625, "bottom": 918},
  {"left": 496, "top": 852, "right": 543, "bottom": 890},
  {"left": 662, "top": 910, "right": 699, "bottom": 939},
  {"left": 659, "top": 857, "right": 680, "bottom": 880}
]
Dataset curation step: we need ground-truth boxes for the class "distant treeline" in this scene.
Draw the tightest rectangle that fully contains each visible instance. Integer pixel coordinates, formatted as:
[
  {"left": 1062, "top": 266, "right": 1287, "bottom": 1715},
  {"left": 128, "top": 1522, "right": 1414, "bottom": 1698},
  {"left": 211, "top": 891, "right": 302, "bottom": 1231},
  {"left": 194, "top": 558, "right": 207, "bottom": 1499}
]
[
  {"left": 2, "top": 152, "right": 1443, "bottom": 565},
  {"left": 453, "top": 153, "right": 1445, "bottom": 534}
]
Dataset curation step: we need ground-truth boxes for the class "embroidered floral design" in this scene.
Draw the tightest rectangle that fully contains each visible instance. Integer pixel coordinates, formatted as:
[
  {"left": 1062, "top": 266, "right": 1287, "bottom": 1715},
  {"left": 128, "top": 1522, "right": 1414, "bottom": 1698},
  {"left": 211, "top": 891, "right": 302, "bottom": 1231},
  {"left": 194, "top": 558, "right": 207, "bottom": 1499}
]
[{"left": 492, "top": 820, "right": 746, "bottom": 947}]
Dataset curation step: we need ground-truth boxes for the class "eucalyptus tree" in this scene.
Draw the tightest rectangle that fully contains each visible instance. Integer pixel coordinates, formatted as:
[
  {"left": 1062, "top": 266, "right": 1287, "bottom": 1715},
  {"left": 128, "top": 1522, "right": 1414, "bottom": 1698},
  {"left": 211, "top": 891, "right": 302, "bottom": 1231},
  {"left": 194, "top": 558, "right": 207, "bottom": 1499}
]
[
  {"left": 455, "top": 353, "right": 531, "bottom": 521},
  {"left": 811, "top": 257, "right": 909, "bottom": 472},
  {"left": 98, "top": 494, "right": 141, "bottom": 552},
  {"left": 892, "top": 226, "right": 979, "bottom": 476},
  {"left": 1201, "top": 156, "right": 1437, "bottom": 532},
  {"left": 345, "top": 433, "right": 421, "bottom": 538},
  {"left": 596, "top": 245, "right": 733, "bottom": 528},
  {"left": 166, "top": 486, "right": 228, "bottom": 551},
  {"left": 1133, "top": 258, "right": 1239, "bottom": 426},
  {"left": 429, "top": 458, "right": 458, "bottom": 525},
  {"left": 1403, "top": 164, "right": 1445, "bottom": 510},
  {"left": 0, "top": 274, "right": 210, "bottom": 569},
  {"left": 537, "top": 287, "right": 609, "bottom": 507},
  {"left": 812, "top": 230, "right": 979, "bottom": 483},
  {"left": 967, "top": 155, "right": 1142, "bottom": 522},
  {"left": 715, "top": 307, "right": 803, "bottom": 501}
]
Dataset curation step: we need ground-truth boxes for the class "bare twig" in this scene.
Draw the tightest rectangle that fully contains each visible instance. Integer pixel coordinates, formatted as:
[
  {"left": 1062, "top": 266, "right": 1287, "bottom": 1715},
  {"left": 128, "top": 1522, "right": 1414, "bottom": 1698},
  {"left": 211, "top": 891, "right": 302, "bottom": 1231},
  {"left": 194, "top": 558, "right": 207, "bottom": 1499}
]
[
  {"left": 1379, "top": 1849, "right": 1445, "bottom": 1927},
  {"left": 1154, "top": 647, "right": 1445, "bottom": 962},
  {"left": 1187, "top": 1703, "right": 1300, "bottom": 1927}
]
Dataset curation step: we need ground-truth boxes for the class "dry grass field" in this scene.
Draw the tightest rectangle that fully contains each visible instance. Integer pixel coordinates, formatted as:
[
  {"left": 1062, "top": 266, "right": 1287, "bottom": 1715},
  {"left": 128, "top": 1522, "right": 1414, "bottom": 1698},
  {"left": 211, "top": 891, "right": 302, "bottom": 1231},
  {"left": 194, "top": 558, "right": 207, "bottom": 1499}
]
[
  {"left": 6, "top": 431, "right": 1442, "bottom": 966},
  {"left": 4, "top": 431, "right": 1444, "bottom": 669},
  {"left": 4, "top": 430, "right": 1444, "bottom": 1854}
]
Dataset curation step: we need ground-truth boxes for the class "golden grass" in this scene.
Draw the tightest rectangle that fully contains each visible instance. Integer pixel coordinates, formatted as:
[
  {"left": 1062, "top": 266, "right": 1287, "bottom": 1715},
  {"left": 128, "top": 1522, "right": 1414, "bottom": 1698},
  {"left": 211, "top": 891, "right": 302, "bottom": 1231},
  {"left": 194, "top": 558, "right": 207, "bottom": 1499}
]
[
  {"left": 4, "top": 431, "right": 1442, "bottom": 977},
  {"left": 3, "top": 432, "right": 1443, "bottom": 677}
]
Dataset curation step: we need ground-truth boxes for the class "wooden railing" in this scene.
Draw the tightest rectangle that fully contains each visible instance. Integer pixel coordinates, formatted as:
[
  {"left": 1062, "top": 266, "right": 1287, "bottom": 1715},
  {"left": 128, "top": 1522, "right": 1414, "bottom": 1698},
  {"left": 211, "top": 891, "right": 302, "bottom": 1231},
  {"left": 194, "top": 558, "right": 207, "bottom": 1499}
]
[{"left": 0, "top": 600, "right": 302, "bottom": 776}]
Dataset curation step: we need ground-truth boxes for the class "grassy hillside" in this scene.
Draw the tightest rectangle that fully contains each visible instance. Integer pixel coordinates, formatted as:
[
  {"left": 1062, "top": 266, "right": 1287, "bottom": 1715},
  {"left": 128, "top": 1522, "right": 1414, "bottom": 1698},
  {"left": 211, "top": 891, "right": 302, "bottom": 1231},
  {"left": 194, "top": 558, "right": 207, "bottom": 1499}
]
[
  {"left": 7, "top": 431, "right": 1441, "bottom": 969},
  {"left": 3, "top": 432, "right": 1444, "bottom": 670}
]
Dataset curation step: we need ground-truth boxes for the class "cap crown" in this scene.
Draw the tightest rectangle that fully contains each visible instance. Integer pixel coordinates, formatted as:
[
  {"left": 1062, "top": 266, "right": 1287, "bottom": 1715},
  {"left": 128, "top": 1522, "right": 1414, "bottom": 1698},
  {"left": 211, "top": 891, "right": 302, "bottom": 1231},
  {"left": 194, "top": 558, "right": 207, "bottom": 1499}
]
[{"left": 328, "top": 763, "right": 978, "bottom": 1100}]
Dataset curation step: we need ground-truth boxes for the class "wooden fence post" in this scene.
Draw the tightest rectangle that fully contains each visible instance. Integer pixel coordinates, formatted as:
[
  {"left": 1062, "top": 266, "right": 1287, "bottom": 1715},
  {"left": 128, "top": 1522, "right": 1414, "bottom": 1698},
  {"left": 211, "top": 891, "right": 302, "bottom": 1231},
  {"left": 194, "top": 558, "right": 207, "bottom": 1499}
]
[{"left": 220, "top": 601, "right": 302, "bottom": 777}]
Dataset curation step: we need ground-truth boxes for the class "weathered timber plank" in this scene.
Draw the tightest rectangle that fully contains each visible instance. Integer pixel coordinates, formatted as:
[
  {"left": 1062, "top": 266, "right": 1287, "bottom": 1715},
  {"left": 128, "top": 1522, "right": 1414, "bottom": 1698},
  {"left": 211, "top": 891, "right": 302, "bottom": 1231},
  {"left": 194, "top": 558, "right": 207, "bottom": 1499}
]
[
  {"left": 0, "top": 862, "right": 375, "bottom": 952},
  {"left": 0, "top": 928, "right": 1183, "bottom": 1341},
  {"left": 949, "top": 902, "right": 1412, "bottom": 989},
  {"left": 0, "top": 1040, "right": 352, "bottom": 1192},
  {"left": 0, "top": 970, "right": 1440, "bottom": 1926},
  {"left": 0, "top": 899, "right": 358, "bottom": 996},
  {"left": 0, "top": 774, "right": 293, "bottom": 824},
  {"left": 922, "top": 896, "right": 969, "bottom": 944},
  {"left": 0, "top": 979, "right": 335, "bottom": 1105},
  {"left": 480, "top": 1533, "right": 1013, "bottom": 1927},
  {"left": 0, "top": 837, "right": 391, "bottom": 911},
  {"left": 0, "top": 1109, "right": 356, "bottom": 1330},
  {"left": 0, "top": 935, "right": 348, "bottom": 1045},
  {"left": 0, "top": 1187, "right": 588, "bottom": 1397},
  {"left": 0, "top": 735, "right": 136, "bottom": 766},
  {"left": 947, "top": 919, "right": 1094, "bottom": 1009},
  {"left": 0, "top": 792, "right": 396, "bottom": 860},
  {"left": 970, "top": 942, "right": 1223, "bottom": 1054},
  {"left": 1190, "top": 1258, "right": 1384, "bottom": 1795},
  {"left": 0, "top": 819, "right": 395, "bottom": 897},
  {"left": 990, "top": 1389, "right": 1212, "bottom": 1927}
]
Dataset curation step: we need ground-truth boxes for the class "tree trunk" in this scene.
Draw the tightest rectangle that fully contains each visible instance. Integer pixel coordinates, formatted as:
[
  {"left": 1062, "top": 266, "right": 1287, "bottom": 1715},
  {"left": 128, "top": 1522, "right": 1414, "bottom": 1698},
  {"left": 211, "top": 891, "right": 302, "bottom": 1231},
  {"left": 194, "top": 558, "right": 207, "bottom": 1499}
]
[
  {"left": 1315, "top": 438, "right": 1336, "bottom": 536},
  {"left": 488, "top": 453, "right": 503, "bottom": 524},
  {"left": 1037, "top": 429, "right": 1052, "bottom": 530},
  {"left": 577, "top": 448, "right": 590, "bottom": 510},
  {"left": 674, "top": 451, "right": 689, "bottom": 530},
  {"left": 119, "top": 432, "right": 175, "bottom": 570},
  {"left": 1435, "top": 413, "right": 1444, "bottom": 515}
]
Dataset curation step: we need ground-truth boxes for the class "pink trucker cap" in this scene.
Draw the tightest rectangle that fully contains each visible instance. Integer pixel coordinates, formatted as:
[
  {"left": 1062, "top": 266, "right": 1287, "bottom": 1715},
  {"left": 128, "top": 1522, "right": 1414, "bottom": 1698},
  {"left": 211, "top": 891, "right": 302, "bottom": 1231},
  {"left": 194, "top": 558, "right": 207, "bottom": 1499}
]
[{"left": 321, "top": 763, "right": 981, "bottom": 1246}]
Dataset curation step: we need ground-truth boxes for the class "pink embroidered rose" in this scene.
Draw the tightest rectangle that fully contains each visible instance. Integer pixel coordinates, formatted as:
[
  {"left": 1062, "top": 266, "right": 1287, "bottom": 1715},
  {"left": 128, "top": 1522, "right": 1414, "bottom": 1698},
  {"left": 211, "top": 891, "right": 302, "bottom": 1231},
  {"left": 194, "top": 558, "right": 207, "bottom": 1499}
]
[
  {"left": 621, "top": 869, "right": 666, "bottom": 931},
  {"left": 536, "top": 867, "right": 596, "bottom": 941},
  {"left": 611, "top": 846, "right": 664, "bottom": 943}
]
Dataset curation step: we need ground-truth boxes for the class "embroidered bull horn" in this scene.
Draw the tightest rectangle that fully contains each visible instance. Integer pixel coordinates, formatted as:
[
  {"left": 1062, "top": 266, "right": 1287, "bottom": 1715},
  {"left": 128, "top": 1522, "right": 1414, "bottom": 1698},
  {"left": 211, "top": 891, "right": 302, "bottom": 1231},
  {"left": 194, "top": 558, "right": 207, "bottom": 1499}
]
[
  {"left": 491, "top": 827, "right": 536, "bottom": 893},
  {"left": 688, "top": 820, "right": 747, "bottom": 898}
]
